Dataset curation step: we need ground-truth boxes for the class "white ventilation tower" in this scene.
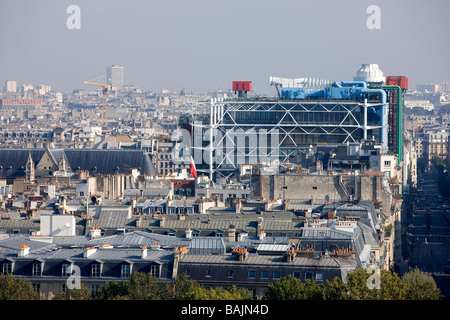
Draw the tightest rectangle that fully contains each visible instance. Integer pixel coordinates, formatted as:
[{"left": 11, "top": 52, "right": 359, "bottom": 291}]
[{"left": 353, "top": 63, "right": 386, "bottom": 84}]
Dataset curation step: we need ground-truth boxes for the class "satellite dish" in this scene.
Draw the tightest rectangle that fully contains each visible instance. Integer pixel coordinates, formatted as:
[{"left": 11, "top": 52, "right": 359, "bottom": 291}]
[
  {"left": 7, "top": 194, "right": 12, "bottom": 199},
  {"left": 325, "top": 195, "right": 330, "bottom": 202}
]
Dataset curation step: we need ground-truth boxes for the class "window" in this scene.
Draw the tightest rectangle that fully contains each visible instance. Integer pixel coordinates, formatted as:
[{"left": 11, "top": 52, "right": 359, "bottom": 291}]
[
  {"left": 273, "top": 271, "right": 281, "bottom": 279},
  {"left": 32, "top": 283, "right": 40, "bottom": 293},
  {"left": 2, "top": 262, "right": 12, "bottom": 274},
  {"left": 206, "top": 269, "right": 212, "bottom": 277},
  {"left": 91, "top": 284, "right": 99, "bottom": 296},
  {"left": 121, "top": 264, "right": 131, "bottom": 278},
  {"left": 62, "top": 263, "right": 71, "bottom": 276},
  {"left": 79, "top": 191, "right": 84, "bottom": 197},
  {"left": 261, "top": 271, "right": 269, "bottom": 279},
  {"left": 61, "top": 284, "right": 67, "bottom": 293},
  {"left": 227, "top": 270, "right": 234, "bottom": 278},
  {"left": 305, "top": 272, "right": 313, "bottom": 280},
  {"left": 293, "top": 272, "right": 301, "bottom": 279},
  {"left": 150, "top": 265, "right": 159, "bottom": 278},
  {"left": 384, "top": 161, "right": 391, "bottom": 167},
  {"left": 91, "top": 264, "right": 100, "bottom": 277},
  {"left": 185, "top": 269, "right": 191, "bottom": 276},
  {"left": 312, "top": 186, "right": 317, "bottom": 190},
  {"left": 32, "top": 263, "right": 41, "bottom": 276},
  {"left": 248, "top": 270, "right": 256, "bottom": 278},
  {"left": 315, "top": 273, "right": 324, "bottom": 281}
]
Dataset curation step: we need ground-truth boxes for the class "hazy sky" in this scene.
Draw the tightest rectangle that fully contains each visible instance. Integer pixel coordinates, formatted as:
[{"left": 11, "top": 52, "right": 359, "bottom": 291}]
[{"left": 0, "top": 0, "right": 449, "bottom": 94}]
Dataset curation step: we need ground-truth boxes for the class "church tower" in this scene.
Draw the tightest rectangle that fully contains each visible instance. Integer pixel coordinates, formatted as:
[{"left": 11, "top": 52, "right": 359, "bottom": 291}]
[{"left": 25, "top": 151, "right": 35, "bottom": 183}]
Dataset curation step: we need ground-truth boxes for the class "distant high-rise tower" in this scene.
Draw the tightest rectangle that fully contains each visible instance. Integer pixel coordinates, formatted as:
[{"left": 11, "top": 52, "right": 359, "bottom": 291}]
[
  {"left": 4, "top": 80, "right": 17, "bottom": 93},
  {"left": 106, "top": 65, "right": 124, "bottom": 91}
]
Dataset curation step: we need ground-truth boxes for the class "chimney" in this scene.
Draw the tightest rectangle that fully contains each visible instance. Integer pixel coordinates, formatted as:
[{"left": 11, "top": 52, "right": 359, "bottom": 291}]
[
  {"left": 235, "top": 200, "right": 242, "bottom": 213},
  {"left": 172, "top": 245, "right": 189, "bottom": 279},
  {"left": 174, "top": 245, "right": 189, "bottom": 257},
  {"left": 258, "top": 230, "right": 266, "bottom": 241},
  {"left": 131, "top": 197, "right": 137, "bottom": 209},
  {"left": 237, "top": 232, "right": 248, "bottom": 242},
  {"left": 141, "top": 245, "right": 148, "bottom": 258},
  {"left": 136, "top": 215, "right": 142, "bottom": 227},
  {"left": 207, "top": 216, "right": 211, "bottom": 224},
  {"left": 89, "top": 226, "right": 102, "bottom": 238},
  {"left": 231, "top": 247, "right": 248, "bottom": 261},
  {"left": 228, "top": 225, "right": 236, "bottom": 242},
  {"left": 84, "top": 246, "right": 97, "bottom": 257},
  {"left": 18, "top": 244, "right": 30, "bottom": 257},
  {"left": 185, "top": 228, "right": 193, "bottom": 239},
  {"left": 257, "top": 217, "right": 264, "bottom": 234},
  {"left": 159, "top": 216, "right": 165, "bottom": 227},
  {"left": 285, "top": 249, "right": 296, "bottom": 263},
  {"left": 150, "top": 242, "right": 161, "bottom": 250},
  {"left": 283, "top": 200, "right": 290, "bottom": 212},
  {"left": 327, "top": 211, "right": 335, "bottom": 219}
]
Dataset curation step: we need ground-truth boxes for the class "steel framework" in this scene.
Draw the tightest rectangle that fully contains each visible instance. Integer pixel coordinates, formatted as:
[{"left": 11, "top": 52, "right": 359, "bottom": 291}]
[{"left": 209, "top": 98, "right": 386, "bottom": 179}]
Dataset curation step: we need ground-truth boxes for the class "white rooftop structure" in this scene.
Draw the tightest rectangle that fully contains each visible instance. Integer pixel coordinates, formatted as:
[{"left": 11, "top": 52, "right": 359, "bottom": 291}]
[
  {"left": 353, "top": 63, "right": 386, "bottom": 83},
  {"left": 269, "top": 76, "right": 329, "bottom": 89}
]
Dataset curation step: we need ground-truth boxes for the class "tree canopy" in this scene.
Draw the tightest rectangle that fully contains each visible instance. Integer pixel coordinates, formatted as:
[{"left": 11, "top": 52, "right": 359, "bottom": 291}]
[
  {"left": 0, "top": 268, "right": 443, "bottom": 300},
  {"left": 263, "top": 268, "right": 443, "bottom": 300},
  {"left": 0, "top": 273, "right": 40, "bottom": 300}
]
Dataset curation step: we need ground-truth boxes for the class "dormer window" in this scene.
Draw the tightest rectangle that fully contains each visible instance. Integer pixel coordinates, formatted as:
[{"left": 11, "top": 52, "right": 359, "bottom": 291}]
[
  {"left": 121, "top": 264, "right": 131, "bottom": 278},
  {"left": 2, "top": 262, "right": 12, "bottom": 274},
  {"left": 32, "top": 262, "right": 41, "bottom": 276},
  {"left": 91, "top": 263, "right": 101, "bottom": 277}
]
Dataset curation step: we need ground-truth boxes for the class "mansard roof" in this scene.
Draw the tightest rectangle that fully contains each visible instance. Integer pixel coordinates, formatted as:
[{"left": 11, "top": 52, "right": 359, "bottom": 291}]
[{"left": 0, "top": 148, "right": 156, "bottom": 177}]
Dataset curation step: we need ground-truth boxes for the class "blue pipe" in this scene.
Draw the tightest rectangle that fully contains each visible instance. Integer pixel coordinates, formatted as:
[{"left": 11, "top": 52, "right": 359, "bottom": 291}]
[
  {"left": 340, "top": 81, "right": 367, "bottom": 88},
  {"left": 360, "top": 88, "right": 387, "bottom": 147},
  {"left": 333, "top": 81, "right": 367, "bottom": 88}
]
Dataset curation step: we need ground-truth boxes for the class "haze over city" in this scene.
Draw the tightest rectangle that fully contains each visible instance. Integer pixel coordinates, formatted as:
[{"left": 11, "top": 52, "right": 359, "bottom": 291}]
[
  {"left": 1, "top": 0, "right": 449, "bottom": 93},
  {"left": 1, "top": 0, "right": 450, "bottom": 308}
]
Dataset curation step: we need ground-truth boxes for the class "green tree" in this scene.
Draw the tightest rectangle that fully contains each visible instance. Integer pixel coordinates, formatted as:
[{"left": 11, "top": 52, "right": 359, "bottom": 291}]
[
  {"left": 171, "top": 273, "right": 202, "bottom": 300},
  {"left": 185, "top": 285, "right": 252, "bottom": 300},
  {"left": 125, "top": 272, "right": 166, "bottom": 300},
  {"left": 263, "top": 275, "right": 321, "bottom": 300},
  {"left": 94, "top": 280, "right": 129, "bottom": 300},
  {"left": 320, "top": 277, "right": 348, "bottom": 300},
  {"left": 344, "top": 268, "right": 377, "bottom": 300},
  {"left": 377, "top": 270, "right": 410, "bottom": 300},
  {"left": 0, "top": 273, "right": 40, "bottom": 300},
  {"left": 52, "top": 285, "right": 92, "bottom": 300},
  {"left": 402, "top": 268, "right": 443, "bottom": 300}
]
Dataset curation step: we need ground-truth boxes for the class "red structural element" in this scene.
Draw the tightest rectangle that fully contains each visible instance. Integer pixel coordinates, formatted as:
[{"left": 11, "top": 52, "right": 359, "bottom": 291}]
[
  {"left": 386, "top": 76, "right": 408, "bottom": 90},
  {"left": 232, "top": 81, "right": 252, "bottom": 92}
]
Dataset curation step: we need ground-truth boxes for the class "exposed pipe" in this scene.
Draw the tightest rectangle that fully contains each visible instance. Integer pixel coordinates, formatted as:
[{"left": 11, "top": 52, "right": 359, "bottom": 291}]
[
  {"left": 339, "top": 81, "right": 368, "bottom": 88},
  {"left": 360, "top": 88, "right": 387, "bottom": 148},
  {"left": 380, "top": 85, "right": 403, "bottom": 164}
]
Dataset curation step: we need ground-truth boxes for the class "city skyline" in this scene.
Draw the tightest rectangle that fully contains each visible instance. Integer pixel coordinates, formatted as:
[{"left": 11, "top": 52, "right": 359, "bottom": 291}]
[{"left": 1, "top": 0, "right": 449, "bottom": 94}]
